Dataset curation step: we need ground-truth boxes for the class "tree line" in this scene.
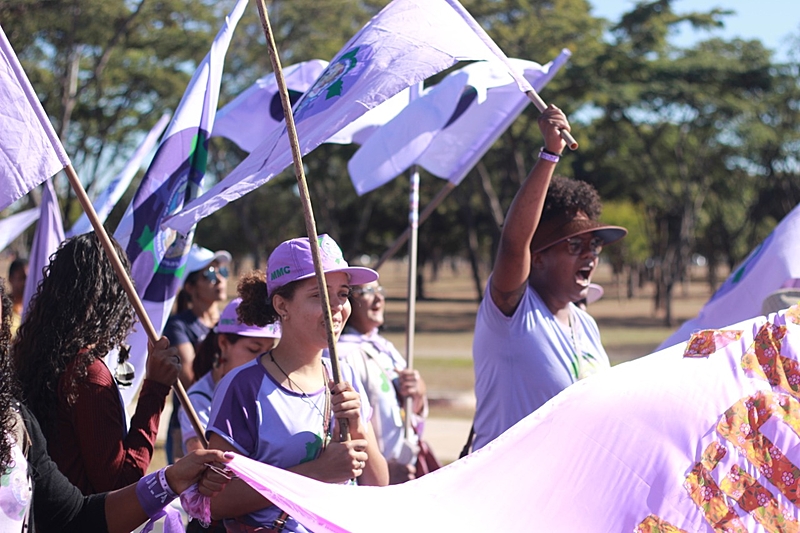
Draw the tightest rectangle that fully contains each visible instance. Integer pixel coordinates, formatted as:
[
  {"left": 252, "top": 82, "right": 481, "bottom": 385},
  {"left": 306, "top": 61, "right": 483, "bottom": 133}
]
[{"left": 2, "top": 0, "right": 799, "bottom": 325}]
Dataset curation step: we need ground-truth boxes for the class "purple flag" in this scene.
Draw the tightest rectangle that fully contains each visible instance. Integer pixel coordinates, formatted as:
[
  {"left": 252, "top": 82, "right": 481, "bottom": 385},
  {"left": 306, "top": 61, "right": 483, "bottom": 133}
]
[
  {"left": 658, "top": 203, "right": 800, "bottom": 350},
  {"left": 224, "top": 306, "right": 800, "bottom": 532},
  {"left": 113, "top": 0, "right": 247, "bottom": 404},
  {"left": 347, "top": 51, "right": 571, "bottom": 194},
  {"left": 22, "top": 179, "right": 65, "bottom": 316},
  {"left": 163, "top": 0, "right": 537, "bottom": 234},
  {"left": 0, "top": 24, "right": 70, "bottom": 211},
  {"left": 67, "top": 113, "right": 171, "bottom": 238},
  {"left": 0, "top": 208, "right": 39, "bottom": 252}
]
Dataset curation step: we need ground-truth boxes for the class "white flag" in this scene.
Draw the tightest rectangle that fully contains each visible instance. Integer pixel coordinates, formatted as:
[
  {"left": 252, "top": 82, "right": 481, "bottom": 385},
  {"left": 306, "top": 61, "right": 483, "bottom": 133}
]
[
  {"left": 113, "top": 0, "right": 247, "bottom": 404},
  {"left": 348, "top": 50, "right": 571, "bottom": 195},
  {"left": 0, "top": 208, "right": 39, "bottom": 253},
  {"left": 0, "top": 24, "right": 69, "bottom": 211}
]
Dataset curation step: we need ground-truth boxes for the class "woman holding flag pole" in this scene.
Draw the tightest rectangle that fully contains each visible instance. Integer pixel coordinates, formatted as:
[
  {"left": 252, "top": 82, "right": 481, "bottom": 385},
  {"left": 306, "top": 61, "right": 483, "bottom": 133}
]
[
  {"left": 14, "top": 232, "right": 183, "bottom": 495},
  {"left": 204, "top": 235, "right": 388, "bottom": 532},
  {"left": 199, "top": 5, "right": 389, "bottom": 530}
]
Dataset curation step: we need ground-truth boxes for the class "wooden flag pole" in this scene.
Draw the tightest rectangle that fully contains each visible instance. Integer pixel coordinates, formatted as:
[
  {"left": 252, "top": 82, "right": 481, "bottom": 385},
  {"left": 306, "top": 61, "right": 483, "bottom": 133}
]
[
  {"left": 63, "top": 164, "right": 208, "bottom": 448},
  {"left": 253, "top": 0, "right": 350, "bottom": 440},
  {"left": 525, "top": 90, "right": 578, "bottom": 150}
]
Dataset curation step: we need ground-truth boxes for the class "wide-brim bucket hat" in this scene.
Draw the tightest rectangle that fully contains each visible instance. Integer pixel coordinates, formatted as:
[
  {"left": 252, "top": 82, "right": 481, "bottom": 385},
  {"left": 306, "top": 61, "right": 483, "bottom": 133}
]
[{"left": 530, "top": 210, "right": 627, "bottom": 254}]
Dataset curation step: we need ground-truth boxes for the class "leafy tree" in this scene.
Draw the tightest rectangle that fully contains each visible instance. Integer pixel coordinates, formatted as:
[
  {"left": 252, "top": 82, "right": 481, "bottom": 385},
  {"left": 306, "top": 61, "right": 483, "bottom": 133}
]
[
  {"left": 1, "top": 0, "right": 224, "bottom": 221},
  {"left": 573, "top": 0, "right": 783, "bottom": 325}
]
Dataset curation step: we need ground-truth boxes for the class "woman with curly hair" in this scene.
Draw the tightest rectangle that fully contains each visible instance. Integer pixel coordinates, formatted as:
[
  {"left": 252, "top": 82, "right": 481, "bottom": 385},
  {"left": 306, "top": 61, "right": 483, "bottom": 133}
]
[
  {"left": 469, "top": 106, "right": 628, "bottom": 452},
  {"left": 0, "top": 277, "right": 232, "bottom": 532},
  {"left": 205, "top": 234, "right": 388, "bottom": 531},
  {"left": 14, "top": 232, "right": 181, "bottom": 494}
]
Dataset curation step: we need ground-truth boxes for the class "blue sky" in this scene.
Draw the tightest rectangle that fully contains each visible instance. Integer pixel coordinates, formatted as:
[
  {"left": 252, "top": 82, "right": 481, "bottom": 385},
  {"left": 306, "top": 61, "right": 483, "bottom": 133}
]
[{"left": 589, "top": 0, "right": 800, "bottom": 61}]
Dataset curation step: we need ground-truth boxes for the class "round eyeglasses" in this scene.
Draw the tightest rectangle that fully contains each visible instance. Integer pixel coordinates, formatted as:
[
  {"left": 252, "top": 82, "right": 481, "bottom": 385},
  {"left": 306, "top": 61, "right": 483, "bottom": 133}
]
[
  {"left": 352, "top": 285, "right": 385, "bottom": 298},
  {"left": 564, "top": 236, "right": 604, "bottom": 256}
]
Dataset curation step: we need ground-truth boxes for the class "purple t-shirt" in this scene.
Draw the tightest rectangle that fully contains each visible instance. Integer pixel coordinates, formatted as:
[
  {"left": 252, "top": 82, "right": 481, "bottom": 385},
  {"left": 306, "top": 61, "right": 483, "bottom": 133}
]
[{"left": 208, "top": 353, "right": 371, "bottom": 531}]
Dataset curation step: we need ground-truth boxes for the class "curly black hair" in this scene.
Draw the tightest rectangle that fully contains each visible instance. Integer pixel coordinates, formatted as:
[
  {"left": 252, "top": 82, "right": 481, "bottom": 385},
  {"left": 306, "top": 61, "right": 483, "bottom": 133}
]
[
  {"left": 236, "top": 269, "right": 294, "bottom": 327},
  {"left": 0, "top": 280, "right": 20, "bottom": 472},
  {"left": 539, "top": 176, "right": 603, "bottom": 224},
  {"left": 13, "top": 233, "right": 136, "bottom": 438}
]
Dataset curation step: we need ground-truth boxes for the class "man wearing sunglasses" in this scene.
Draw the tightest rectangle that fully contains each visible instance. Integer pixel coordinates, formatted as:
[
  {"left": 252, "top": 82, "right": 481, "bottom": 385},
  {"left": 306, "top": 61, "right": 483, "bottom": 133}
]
[
  {"left": 163, "top": 244, "right": 232, "bottom": 463},
  {"left": 469, "top": 106, "right": 627, "bottom": 452}
]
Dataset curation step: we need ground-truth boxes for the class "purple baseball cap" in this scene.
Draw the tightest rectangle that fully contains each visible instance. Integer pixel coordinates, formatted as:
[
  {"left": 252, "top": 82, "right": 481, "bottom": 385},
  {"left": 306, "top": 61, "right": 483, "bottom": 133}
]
[
  {"left": 266, "top": 234, "right": 378, "bottom": 297},
  {"left": 216, "top": 298, "right": 281, "bottom": 338}
]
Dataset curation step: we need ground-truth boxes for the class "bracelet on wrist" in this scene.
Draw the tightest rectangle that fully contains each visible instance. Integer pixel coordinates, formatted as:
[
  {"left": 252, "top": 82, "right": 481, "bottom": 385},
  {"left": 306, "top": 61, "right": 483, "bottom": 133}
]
[
  {"left": 136, "top": 469, "right": 178, "bottom": 518},
  {"left": 538, "top": 147, "right": 561, "bottom": 163},
  {"left": 541, "top": 147, "right": 562, "bottom": 157}
]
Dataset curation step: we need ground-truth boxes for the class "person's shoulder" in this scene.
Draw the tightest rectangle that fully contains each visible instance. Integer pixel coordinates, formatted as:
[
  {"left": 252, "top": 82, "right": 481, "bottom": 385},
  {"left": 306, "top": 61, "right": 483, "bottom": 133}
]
[
  {"left": 335, "top": 339, "right": 364, "bottom": 360},
  {"left": 572, "top": 303, "right": 601, "bottom": 333},
  {"left": 167, "top": 309, "right": 196, "bottom": 326},
  {"left": 217, "top": 357, "right": 265, "bottom": 393},
  {"left": 188, "top": 372, "right": 216, "bottom": 396},
  {"left": 480, "top": 278, "right": 538, "bottom": 319}
]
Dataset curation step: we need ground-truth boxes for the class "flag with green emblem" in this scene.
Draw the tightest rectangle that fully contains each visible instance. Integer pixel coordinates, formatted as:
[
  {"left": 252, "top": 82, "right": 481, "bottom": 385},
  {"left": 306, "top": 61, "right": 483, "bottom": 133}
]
[
  {"left": 163, "top": 0, "right": 540, "bottom": 234},
  {"left": 112, "top": 0, "right": 247, "bottom": 404}
]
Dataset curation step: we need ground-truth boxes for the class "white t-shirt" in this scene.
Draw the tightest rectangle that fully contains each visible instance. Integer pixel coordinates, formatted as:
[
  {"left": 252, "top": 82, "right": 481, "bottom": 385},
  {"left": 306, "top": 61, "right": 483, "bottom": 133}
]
[
  {"left": 178, "top": 371, "right": 216, "bottom": 451},
  {"left": 337, "top": 328, "right": 421, "bottom": 464},
  {"left": 472, "top": 277, "right": 609, "bottom": 450},
  {"left": 0, "top": 436, "right": 31, "bottom": 528}
]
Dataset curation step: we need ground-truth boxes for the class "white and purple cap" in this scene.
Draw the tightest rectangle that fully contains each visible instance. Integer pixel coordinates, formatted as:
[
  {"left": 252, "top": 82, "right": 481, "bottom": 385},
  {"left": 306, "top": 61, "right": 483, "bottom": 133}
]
[
  {"left": 216, "top": 298, "right": 281, "bottom": 338},
  {"left": 266, "top": 234, "right": 378, "bottom": 297},
  {"left": 182, "top": 244, "right": 232, "bottom": 283}
]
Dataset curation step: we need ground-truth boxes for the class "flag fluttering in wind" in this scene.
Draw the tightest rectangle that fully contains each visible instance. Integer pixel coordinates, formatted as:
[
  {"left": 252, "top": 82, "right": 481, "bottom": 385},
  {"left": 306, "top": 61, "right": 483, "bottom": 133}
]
[
  {"left": 324, "top": 87, "right": 411, "bottom": 146},
  {"left": 67, "top": 113, "right": 171, "bottom": 238},
  {"left": 211, "top": 60, "right": 328, "bottom": 153},
  {"left": 658, "top": 203, "right": 800, "bottom": 350},
  {"left": 22, "top": 179, "right": 65, "bottom": 316},
  {"left": 0, "top": 24, "right": 70, "bottom": 211},
  {"left": 348, "top": 50, "right": 571, "bottom": 195},
  {"left": 221, "top": 305, "right": 800, "bottom": 532},
  {"left": 0, "top": 208, "right": 39, "bottom": 253},
  {"left": 163, "top": 0, "right": 538, "bottom": 234},
  {"left": 113, "top": 0, "right": 247, "bottom": 403}
]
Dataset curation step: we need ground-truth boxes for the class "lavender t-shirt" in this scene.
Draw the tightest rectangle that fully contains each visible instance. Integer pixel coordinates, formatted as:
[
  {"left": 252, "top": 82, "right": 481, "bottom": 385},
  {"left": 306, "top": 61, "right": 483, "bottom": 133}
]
[
  {"left": 178, "top": 371, "right": 215, "bottom": 450},
  {"left": 208, "top": 354, "right": 371, "bottom": 531},
  {"left": 472, "top": 277, "right": 609, "bottom": 451}
]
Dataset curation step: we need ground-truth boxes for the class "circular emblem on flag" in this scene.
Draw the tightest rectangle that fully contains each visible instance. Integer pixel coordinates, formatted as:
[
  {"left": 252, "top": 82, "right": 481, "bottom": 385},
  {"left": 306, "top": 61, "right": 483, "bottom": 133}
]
[{"left": 293, "top": 44, "right": 374, "bottom": 122}]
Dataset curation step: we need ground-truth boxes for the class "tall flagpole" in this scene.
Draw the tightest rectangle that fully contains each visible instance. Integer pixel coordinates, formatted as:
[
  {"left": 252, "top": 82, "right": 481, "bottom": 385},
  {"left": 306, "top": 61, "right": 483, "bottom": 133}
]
[
  {"left": 253, "top": 0, "right": 350, "bottom": 440},
  {"left": 375, "top": 182, "right": 456, "bottom": 270},
  {"left": 63, "top": 164, "right": 208, "bottom": 448},
  {"left": 403, "top": 83, "right": 422, "bottom": 438}
]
